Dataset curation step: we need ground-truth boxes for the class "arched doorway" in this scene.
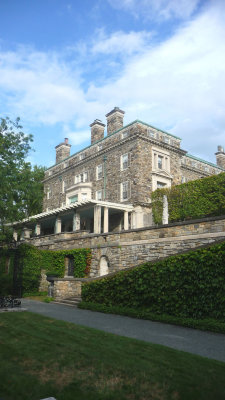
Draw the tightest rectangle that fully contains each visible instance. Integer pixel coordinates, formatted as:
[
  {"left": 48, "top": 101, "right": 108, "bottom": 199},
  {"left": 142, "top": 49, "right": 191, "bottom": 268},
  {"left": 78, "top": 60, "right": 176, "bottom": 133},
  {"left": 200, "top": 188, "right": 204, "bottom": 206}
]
[{"left": 99, "top": 256, "right": 109, "bottom": 276}]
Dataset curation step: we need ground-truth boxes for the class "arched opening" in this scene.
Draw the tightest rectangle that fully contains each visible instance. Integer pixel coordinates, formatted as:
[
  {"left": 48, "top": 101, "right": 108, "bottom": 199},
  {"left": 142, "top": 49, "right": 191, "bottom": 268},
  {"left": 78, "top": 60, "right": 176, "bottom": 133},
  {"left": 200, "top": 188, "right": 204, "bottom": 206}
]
[{"left": 99, "top": 256, "right": 109, "bottom": 276}]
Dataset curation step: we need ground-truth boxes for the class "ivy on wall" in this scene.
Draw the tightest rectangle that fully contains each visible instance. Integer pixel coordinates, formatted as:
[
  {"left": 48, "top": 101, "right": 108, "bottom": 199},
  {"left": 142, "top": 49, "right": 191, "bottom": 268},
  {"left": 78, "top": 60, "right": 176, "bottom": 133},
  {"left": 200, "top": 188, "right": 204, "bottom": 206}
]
[
  {"left": 0, "top": 244, "right": 91, "bottom": 295},
  {"left": 151, "top": 172, "right": 225, "bottom": 224},
  {"left": 82, "top": 240, "right": 225, "bottom": 321}
]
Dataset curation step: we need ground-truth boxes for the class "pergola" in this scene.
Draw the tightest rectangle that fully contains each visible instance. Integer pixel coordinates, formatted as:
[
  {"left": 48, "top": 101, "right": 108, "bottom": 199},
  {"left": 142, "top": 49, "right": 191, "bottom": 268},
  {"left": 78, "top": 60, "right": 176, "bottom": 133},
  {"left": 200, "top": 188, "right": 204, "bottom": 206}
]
[{"left": 9, "top": 200, "right": 135, "bottom": 240}]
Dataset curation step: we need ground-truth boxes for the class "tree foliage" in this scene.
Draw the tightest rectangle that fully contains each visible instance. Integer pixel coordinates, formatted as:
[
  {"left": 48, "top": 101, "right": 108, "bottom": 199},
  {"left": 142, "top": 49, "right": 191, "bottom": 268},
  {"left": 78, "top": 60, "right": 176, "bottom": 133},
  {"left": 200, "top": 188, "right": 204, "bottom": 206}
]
[{"left": 0, "top": 117, "right": 45, "bottom": 241}]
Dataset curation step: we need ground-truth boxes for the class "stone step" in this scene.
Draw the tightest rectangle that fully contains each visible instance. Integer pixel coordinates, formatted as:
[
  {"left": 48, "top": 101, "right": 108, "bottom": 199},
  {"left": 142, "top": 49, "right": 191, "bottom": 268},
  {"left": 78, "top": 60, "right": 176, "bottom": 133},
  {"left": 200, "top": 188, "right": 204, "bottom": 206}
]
[{"left": 52, "top": 297, "right": 82, "bottom": 307}]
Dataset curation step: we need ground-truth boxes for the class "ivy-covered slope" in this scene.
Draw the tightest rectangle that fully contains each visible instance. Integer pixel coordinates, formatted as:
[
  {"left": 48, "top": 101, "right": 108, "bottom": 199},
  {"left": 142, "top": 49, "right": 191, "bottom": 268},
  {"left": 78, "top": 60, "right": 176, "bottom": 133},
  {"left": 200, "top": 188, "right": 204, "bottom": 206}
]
[
  {"left": 0, "top": 244, "right": 91, "bottom": 295},
  {"left": 82, "top": 240, "right": 225, "bottom": 320},
  {"left": 152, "top": 172, "right": 225, "bottom": 224}
]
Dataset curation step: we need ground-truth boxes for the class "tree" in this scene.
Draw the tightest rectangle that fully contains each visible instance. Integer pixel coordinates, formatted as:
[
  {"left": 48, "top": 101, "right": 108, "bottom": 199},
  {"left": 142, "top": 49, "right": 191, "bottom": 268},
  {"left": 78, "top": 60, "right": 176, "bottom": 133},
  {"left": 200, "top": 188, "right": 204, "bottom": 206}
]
[{"left": 0, "top": 117, "right": 45, "bottom": 241}]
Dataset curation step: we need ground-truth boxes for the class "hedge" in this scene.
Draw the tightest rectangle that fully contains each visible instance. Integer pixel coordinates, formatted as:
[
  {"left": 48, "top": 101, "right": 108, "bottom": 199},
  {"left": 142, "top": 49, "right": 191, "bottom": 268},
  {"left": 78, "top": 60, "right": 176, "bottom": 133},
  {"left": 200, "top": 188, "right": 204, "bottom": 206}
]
[
  {"left": 0, "top": 244, "right": 91, "bottom": 296},
  {"left": 152, "top": 172, "right": 225, "bottom": 224},
  {"left": 82, "top": 240, "right": 225, "bottom": 321}
]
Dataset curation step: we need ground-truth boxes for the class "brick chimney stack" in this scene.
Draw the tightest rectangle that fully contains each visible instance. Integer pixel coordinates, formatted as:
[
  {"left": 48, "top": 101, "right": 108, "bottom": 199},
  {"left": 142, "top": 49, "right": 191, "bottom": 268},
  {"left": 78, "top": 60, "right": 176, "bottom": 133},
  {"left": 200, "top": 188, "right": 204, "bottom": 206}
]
[
  {"left": 90, "top": 119, "right": 105, "bottom": 144},
  {"left": 105, "top": 107, "right": 125, "bottom": 135},
  {"left": 215, "top": 145, "right": 225, "bottom": 169},
  {"left": 55, "top": 138, "right": 71, "bottom": 164}
]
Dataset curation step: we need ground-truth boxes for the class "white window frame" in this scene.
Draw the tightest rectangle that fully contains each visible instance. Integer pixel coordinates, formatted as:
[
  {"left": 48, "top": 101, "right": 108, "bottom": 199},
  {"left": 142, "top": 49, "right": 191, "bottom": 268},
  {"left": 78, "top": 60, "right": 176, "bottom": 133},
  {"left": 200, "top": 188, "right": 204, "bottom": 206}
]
[
  {"left": 147, "top": 128, "right": 155, "bottom": 138},
  {"left": 152, "top": 147, "right": 170, "bottom": 173},
  {"left": 79, "top": 153, "right": 85, "bottom": 160},
  {"left": 121, "top": 131, "right": 128, "bottom": 139},
  {"left": 96, "top": 164, "right": 103, "bottom": 180},
  {"left": 157, "top": 181, "right": 167, "bottom": 189},
  {"left": 47, "top": 187, "right": 52, "bottom": 199},
  {"left": 121, "top": 153, "right": 129, "bottom": 171},
  {"left": 96, "top": 190, "right": 102, "bottom": 201},
  {"left": 81, "top": 192, "right": 87, "bottom": 201},
  {"left": 75, "top": 171, "right": 88, "bottom": 184},
  {"left": 121, "top": 181, "right": 129, "bottom": 201}
]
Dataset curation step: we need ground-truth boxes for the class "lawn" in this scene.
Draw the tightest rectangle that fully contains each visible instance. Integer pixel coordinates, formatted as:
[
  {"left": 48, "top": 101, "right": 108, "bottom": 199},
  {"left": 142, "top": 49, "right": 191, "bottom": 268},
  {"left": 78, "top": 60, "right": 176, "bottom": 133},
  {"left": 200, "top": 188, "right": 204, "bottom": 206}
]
[{"left": 0, "top": 312, "right": 225, "bottom": 400}]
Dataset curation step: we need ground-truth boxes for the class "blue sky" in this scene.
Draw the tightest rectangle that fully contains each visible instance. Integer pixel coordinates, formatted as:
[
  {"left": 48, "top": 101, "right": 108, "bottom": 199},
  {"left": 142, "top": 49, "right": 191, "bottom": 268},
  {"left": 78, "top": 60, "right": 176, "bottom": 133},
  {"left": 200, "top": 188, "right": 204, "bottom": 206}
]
[{"left": 0, "top": 0, "right": 225, "bottom": 168}]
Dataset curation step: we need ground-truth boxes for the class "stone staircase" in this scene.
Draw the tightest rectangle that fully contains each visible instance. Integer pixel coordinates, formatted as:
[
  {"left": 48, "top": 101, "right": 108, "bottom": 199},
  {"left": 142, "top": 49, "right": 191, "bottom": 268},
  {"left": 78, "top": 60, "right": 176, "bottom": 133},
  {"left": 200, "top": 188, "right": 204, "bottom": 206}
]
[{"left": 52, "top": 296, "right": 82, "bottom": 307}]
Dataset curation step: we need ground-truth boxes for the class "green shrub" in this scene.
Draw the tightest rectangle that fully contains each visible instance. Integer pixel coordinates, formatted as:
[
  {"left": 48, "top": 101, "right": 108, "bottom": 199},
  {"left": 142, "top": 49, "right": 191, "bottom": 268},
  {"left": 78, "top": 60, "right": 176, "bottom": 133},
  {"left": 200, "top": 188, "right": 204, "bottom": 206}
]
[
  {"left": 82, "top": 240, "right": 225, "bottom": 321},
  {"left": 0, "top": 244, "right": 91, "bottom": 296},
  {"left": 152, "top": 172, "right": 225, "bottom": 224}
]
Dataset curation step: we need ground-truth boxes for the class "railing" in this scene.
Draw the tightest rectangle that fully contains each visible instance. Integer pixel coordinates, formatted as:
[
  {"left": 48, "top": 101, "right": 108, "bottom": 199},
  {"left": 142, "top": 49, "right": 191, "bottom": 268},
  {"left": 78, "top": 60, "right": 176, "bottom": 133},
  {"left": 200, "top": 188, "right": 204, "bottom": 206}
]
[{"left": 0, "top": 296, "right": 21, "bottom": 308}]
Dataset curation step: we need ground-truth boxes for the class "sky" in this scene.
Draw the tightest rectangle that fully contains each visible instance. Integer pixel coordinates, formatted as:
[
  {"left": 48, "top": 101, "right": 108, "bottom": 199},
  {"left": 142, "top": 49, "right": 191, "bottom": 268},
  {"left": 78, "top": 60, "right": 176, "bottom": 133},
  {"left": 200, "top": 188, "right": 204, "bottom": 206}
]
[{"left": 0, "top": 0, "right": 225, "bottom": 168}]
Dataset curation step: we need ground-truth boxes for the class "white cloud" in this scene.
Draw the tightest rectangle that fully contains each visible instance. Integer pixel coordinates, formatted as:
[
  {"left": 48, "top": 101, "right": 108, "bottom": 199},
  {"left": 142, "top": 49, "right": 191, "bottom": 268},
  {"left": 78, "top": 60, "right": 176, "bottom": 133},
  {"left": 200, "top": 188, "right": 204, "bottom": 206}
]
[
  {"left": 91, "top": 30, "right": 153, "bottom": 55},
  {"left": 0, "top": 1, "right": 225, "bottom": 164},
  {"left": 107, "top": 0, "right": 201, "bottom": 21}
]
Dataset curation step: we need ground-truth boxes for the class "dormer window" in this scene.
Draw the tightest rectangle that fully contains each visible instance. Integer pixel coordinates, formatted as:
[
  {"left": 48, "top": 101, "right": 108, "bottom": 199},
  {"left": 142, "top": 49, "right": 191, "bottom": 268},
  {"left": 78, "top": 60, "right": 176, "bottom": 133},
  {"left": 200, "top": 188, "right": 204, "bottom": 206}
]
[
  {"left": 147, "top": 128, "right": 155, "bottom": 138},
  {"left": 121, "top": 131, "right": 128, "bottom": 139}
]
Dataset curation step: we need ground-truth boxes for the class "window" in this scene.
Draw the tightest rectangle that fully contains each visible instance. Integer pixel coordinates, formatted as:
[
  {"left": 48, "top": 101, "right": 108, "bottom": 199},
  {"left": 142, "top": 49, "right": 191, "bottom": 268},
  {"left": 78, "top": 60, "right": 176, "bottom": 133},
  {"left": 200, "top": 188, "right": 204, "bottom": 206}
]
[
  {"left": 164, "top": 136, "right": 170, "bottom": 144},
  {"left": 191, "top": 161, "right": 196, "bottom": 168},
  {"left": 157, "top": 181, "right": 167, "bottom": 189},
  {"left": 121, "top": 131, "right": 128, "bottom": 139},
  {"left": 62, "top": 180, "right": 66, "bottom": 193},
  {"left": 121, "top": 181, "right": 129, "bottom": 200},
  {"left": 204, "top": 166, "right": 209, "bottom": 172},
  {"left": 96, "top": 190, "right": 102, "bottom": 201},
  {"left": 64, "top": 161, "right": 68, "bottom": 168},
  {"left": 81, "top": 193, "right": 87, "bottom": 201},
  {"left": 147, "top": 128, "right": 155, "bottom": 138},
  {"left": 47, "top": 187, "right": 52, "bottom": 199},
  {"left": 69, "top": 195, "right": 78, "bottom": 204},
  {"left": 98, "top": 144, "right": 102, "bottom": 151},
  {"left": 79, "top": 153, "right": 85, "bottom": 160},
  {"left": 75, "top": 172, "right": 88, "bottom": 183},
  {"left": 158, "top": 155, "right": 163, "bottom": 169},
  {"left": 121, "top": 153, "right": 128, "bottom": 170},
  {"left": 181, "top": 176, "right": 186, "bottom": 183},
  {"left": 96, "top": 164, "right": 103, "bottom": 180}
]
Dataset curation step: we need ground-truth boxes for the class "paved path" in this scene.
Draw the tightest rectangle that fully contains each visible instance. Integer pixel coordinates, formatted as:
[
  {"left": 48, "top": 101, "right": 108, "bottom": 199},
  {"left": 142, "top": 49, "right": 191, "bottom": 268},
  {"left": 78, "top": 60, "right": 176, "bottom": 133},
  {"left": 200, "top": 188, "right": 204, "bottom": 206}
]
[{"left": 21, "top": 299, "right": 225, "bottom": 363}]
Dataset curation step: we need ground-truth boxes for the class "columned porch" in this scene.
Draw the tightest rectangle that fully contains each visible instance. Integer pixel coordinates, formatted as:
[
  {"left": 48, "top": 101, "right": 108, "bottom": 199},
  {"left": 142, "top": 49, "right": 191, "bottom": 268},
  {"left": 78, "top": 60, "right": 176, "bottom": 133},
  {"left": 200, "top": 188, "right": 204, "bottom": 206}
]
[{"left": 10, "top": 200, "right": 136, "bottom": 240}]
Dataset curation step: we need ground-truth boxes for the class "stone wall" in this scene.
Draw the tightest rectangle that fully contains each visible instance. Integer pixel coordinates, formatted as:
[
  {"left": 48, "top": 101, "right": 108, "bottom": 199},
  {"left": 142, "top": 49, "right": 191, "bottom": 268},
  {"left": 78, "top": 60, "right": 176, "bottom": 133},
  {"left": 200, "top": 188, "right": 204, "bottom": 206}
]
[
  {"left": 26, "top": 215, "right": 225, "bottom": 281},
  {"left": 53, "top": 277, "right": 82, "bottom": 300}
]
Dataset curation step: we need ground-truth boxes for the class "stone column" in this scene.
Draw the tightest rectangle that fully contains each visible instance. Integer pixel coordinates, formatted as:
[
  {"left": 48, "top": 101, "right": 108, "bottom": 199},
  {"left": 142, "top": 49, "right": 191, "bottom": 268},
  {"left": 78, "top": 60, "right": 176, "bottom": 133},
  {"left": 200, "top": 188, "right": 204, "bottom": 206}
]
[
  {"left": 55, "top": 216, "right": 62, "bottom": 234},
  {"left": 73, "top": 212, "right": 80, "bottom": 231},
  {"left": 35, "top": 223, "right": 41, "bottom": 236},
  {"left": 23, "top": 227, "right": 32, "bottom": 239},
  {"left": 124, "top": 211, "right": 129, "bottom": 230},
  {"left": 13, "top": 230, "right": 18, "bottom": 241},
  {"left": 103, "top": 207, "right": 109, "bottom": 233},
  {"left": 94, "top": 205, "right": 101, "bottom": 234}
]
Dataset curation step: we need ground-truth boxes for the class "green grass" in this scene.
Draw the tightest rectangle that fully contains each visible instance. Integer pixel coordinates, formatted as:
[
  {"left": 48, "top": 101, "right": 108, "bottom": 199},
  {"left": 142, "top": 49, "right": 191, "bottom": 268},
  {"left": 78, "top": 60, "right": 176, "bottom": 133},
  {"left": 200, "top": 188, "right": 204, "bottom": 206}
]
[
  {"left": 0, "top": 313, "right": 225, "bottom": 400},
  {"left": 78, "top": 301, "right": 225, "bottom": 334}
]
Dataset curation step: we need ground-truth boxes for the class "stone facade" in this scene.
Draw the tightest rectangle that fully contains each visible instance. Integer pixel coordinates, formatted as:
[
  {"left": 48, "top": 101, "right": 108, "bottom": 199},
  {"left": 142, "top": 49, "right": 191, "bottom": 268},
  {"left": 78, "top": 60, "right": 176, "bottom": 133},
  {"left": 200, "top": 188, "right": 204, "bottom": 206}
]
[{"left": 43, "top": 108, "right": 224, "bottom": 216}]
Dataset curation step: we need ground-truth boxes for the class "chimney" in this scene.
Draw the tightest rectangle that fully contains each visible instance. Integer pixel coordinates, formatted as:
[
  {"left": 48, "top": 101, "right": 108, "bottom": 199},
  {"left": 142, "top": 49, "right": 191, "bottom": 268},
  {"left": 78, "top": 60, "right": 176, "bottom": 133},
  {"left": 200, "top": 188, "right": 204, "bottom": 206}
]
[
  {"left": 215, "top": 145, "right": 225, "bottom": 169},
  {"left": 55, "top": 138, "right": 71, "bottom": 164},
  {"left": 105, "top": 107, "right": 125, "bottom": 135},
  {"left": 90, "top": 119, "right": 105, "bottom": 144}
]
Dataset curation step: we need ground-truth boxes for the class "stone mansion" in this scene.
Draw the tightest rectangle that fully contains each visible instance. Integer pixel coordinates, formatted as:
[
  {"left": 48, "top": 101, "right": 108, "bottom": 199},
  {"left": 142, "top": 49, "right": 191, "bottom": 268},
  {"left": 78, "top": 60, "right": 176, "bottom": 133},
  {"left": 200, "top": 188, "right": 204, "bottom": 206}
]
[{"left": 12, "top": 107, "right": 225, "bottom": 240}]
